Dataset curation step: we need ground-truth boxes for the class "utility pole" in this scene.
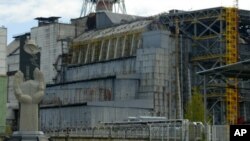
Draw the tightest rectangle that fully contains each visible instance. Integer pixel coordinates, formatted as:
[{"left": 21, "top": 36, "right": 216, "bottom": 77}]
[{"left": 175, "top": 17, "right": 182, "bottom": 119}]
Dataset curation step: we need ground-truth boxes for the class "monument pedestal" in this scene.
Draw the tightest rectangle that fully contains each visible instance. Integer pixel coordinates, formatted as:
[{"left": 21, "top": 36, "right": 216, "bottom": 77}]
[
  {"left": 9, "top": 69, "right": 48, "bottom": 141},
  {"left": 7, "top": 131, "right": 49, "bottom": 141}
]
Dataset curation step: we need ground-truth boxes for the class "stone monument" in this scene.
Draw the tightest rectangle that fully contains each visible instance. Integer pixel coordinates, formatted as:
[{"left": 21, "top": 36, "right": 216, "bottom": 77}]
[
  {"left": 13, "top": 68, "right": 45, "bottom": 131},
  {"left": 7, "top": 68, "right": 49, "bottom": 141}
]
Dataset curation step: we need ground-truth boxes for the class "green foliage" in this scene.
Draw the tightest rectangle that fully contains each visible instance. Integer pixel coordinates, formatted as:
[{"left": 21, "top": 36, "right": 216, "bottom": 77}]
[
  {"left": 5, "top": 124, "right": 12, "bottom": 135},
  {"left": 184, "top": 87, "right": 205, "bottom": 122}
]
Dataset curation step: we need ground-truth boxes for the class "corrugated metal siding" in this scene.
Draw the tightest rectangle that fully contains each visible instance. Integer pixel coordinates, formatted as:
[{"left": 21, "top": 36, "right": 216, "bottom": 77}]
[
  {"left": 0, "top": 76, "right": 7, "bottom": 133},
  {"left": 43, "top": 78, "right": 139, "bottom": 106},
  {"left": 40, "top": 106, "right": 92, "bottom": 130},
  {"left": 40, "top": 106, "right": 151, "bottom": 130},
  {"left": 66, "top": 58, "right": 136, "bottom": 82},
  {"left": 44, "top": 79, "right": 114, "bottom": 106},
  {"left": 90, "top": 106, "right": 150, "bottom": 126}
]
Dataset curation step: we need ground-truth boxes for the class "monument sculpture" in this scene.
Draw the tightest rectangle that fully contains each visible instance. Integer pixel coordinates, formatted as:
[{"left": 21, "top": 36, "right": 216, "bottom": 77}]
[
  {"left": 6, "top": 68, "right": 49, "bottom": 141},
  {"left": 6, "top": 38, "right": 49, "bottom": 141},
  {"left": 13, "top": 68, "right": 45, "bottom": 131}
]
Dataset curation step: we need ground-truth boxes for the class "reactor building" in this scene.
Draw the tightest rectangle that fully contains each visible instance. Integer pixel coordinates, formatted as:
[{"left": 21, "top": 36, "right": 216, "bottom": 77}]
[{"left": 6, "top": 0, "right": 250, "bottom": 131}]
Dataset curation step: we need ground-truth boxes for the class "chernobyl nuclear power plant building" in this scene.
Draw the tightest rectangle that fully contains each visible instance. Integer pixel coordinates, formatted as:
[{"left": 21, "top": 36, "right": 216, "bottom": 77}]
[{"left": 5, "top": 0, "right": 250, "bottom": 133}]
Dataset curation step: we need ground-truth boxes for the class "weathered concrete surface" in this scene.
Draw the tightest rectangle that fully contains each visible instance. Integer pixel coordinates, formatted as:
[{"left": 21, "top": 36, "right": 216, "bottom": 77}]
[
  {"left": 13, "top": 68, "right": 45, "bottom": 131},
  {"left": 0, "top": 76, "right": 7, "bottom": 134}
]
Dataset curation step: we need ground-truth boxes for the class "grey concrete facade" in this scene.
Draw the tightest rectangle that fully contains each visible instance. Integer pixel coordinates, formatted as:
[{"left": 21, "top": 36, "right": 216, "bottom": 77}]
[
  {"left": 31, "top": 23, "right": 75, "bottom": 84},
  {"left": 40, "top": 30, "right": 188, "bottom": 128},
  {"left": 6, "top": 38, "right": 20, "bottom": 127},
  {"left": 0, "top": 27, "right": 7, "bottom": 75},
  {"left": 6, "top": 21, "right": 78, "bottom": 130}
]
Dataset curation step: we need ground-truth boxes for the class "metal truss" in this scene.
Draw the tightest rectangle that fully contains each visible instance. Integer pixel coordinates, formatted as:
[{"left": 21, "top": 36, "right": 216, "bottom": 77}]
[
  {"left": 71, "top": 31, "right": 142, "bottom": 65},
  {"left": 80, "top": 0, "right": 126, "bottom": 17},
  {"left": 159, "top": 7, "right": 250, "bottom": 124}
]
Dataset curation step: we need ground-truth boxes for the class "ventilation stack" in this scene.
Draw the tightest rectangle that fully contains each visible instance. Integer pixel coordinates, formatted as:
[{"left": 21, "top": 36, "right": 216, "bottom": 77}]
[
  {"left": 80, "top": 0, "right": 126, "bottom": 17},
  {"left": 95, "top": 0, "right": 113, "bottom": 12}
]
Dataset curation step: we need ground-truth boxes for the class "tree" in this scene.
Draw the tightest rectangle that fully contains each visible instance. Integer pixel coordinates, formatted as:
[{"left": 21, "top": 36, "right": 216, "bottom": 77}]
[{"left": 184, "top": 87, "right": 205, "bottom": 122}]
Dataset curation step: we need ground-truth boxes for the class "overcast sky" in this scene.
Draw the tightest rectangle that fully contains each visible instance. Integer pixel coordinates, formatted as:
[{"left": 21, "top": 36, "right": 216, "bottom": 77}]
[{"left": 1, "top": 0, "right": 249, "bottom": 43}]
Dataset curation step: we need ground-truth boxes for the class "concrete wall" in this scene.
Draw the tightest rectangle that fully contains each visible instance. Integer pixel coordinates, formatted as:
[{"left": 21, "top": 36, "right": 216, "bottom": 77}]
[
  {"left": 0, "top": 27, "right": 7, "bottom": 133},
  {"left": 0, "top": 27, "right": 7, "bottom": 75},
  {"left": 31, "top": 23, "right": 75, "bottom": 84},
  {"left": 71, "top": 17, "right": 88, "bottom": 37},
  {"left": 0, "top": 76, "right": 7, "bottom": 133},
  {"left": 41, "top": 56, "right": 152, "bottom": 128},
  {"left": 41, "top": 68, "right": 145, "bottom": 128},
  {"left": 6, "top": 75, "right": 18, "bottom": 131},
  {"left": 40, "top": 30, "right": 182, "bottom": 129},
  {"left": 6, "top": 39, "right": 20, "bottom": 128},
  {"left": 5, "top": 22, "right": 76, "bottom": 130},
  {"left": 7, "top": 50, "right": 19, "bottom": 72},
  {"left": 7, "top": 48, "right": 19, "bottom": 105},
  {"left": 136, "top": 31, "right": 178, "bottom": 118}
]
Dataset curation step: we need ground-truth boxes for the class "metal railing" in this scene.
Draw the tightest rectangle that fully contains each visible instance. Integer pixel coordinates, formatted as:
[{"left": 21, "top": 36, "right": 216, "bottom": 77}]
[{"left": 46, "top": 120, "right": 206, "bottom": 141}]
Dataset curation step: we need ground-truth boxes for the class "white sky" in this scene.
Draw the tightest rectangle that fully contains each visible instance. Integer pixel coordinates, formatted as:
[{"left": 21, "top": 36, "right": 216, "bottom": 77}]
[{"left": 0, "top": 0, "right": 249, "bottom": 43}]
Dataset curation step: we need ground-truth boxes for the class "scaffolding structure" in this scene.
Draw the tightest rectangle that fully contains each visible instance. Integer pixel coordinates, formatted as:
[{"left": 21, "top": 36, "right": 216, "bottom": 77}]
[
  {"left": 160, "top": 7, "right": 250, "bottom": 124},
  {"left": 225, "top": 8, "right": 238, "bottom": 124}
]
